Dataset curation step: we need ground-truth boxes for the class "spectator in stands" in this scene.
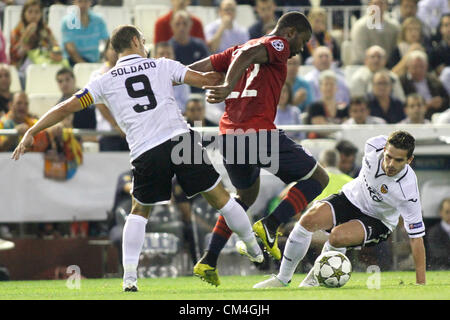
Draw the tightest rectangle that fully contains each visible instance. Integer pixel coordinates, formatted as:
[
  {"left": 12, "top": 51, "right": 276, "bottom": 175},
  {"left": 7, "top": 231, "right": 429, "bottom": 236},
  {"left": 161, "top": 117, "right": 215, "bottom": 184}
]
[
  {"left": 398, "top": 0, "right": 419, "bottom": 23},
  {"left": 399, "top": 50, "right": 449, "bottom": 119},
  {"left": 90, "top": 40, "right": 128, "bottom": 151},
  {"left": 55, "top": 68, "right": 96, "bottom": 132},
  {"left": 154, "top": 42, "right": 191, "bottom": 114},
  {"left": 184, "top": 94, "right": 216, "bottom": 128},
  {"left": 10, "top": 0, "right": 64, "bottom": 84},
  {"left": 302, "top": 7, "right": 341, "bottom": 66},
  {"left": 169, "top": 10, "right": 209, "bottom": 93},
  {"left": 205, "top": 0, "right": 249, "bottom": 54},
  {"left": 0, "top": 92, "right": 48, "bottom": 152},
  {"left": 285, "top": 54, "right": 313, "bottom": 113},
  {"left": 417, "top": 0, "right": 449, "bottom": 32},
  {"left": 350, "top": 0, "right": 400, "bottom": 65},
  {"left": 343, "top": 95, "right": 386, "bottom": 125},
  {"left": 399, "top": 93, "right": 430, "bottom": 124},
  {"left": 367, "top": 70, "right": 405, "bottom": 123},
  {"left": 0, "top": 29, "right": 8, "bottom": 64},
  {"left": 306, "top": 70, "right": 348, "bottom": 127},
  {"left": 248, "top": 0, "right": 278, "bottom": 39},
  {"left": 440, "top": 66, "right": 450, "bottom": 96},
  {"left": 351, "top": 45, "right": 406, "bottom": 102},
  {"left": 61, "top": 0, "right": 109, "bottom": 67},
  {"left": 426, "top": 197, "right": 450, "bottom": 270},
  {"left": 154, "top": 0, "right": 205, "bottom": 45},
  {"left": 274, "top": 82, "right": 305, "bottom": 141},
  {"left": 335, "top": 139, "right": 360, "bottom": 178},
  {"left": 168, "top": 10, "right": 204, "bottom": 60},
  {"left": 304, "top": 46, "right": 350, "bottom": 105},
  {"left": 388, "top": 17, "right": 427, "bottom": 76},
  {"left": 429, "top": 14, "right": 450, "bottom": 75},
  {"left": 0, "top": 64, "right": 12, "bottom": 116}
]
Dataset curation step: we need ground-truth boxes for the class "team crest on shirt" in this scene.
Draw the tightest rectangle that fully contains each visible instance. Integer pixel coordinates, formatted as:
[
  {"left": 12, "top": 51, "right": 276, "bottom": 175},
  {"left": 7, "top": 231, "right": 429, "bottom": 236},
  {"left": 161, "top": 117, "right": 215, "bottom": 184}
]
[
  {"left": 380, "top": 184, "right": 388, "bottom": 194},
  {"left": 271, "top": 40, "right": 285, "bottom": 52}
]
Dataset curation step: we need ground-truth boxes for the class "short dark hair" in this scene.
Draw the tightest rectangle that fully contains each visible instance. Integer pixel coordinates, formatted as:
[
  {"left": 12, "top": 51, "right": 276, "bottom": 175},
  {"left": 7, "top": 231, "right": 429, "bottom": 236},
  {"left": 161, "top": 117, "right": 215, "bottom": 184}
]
[
  {"left": 56, "top": 67, "right": 74, "bottom": 80},
  {"left": 350, "top": 95, "right": 368, "bottom": 106},
  {"left": 406, "top": 93, "right": 425, "bottom": 106},
  {"left": 336, "top": 140, "right": 358, "bottom": 156},
  {"left": 111, "top": 25, "right": 141, "bottom": 53},
  {"left": 387, "top": 130, "right": 415, "bottom": 158},
  {"left": 276, "top": 11, "right": 312, "bottom": 34}
]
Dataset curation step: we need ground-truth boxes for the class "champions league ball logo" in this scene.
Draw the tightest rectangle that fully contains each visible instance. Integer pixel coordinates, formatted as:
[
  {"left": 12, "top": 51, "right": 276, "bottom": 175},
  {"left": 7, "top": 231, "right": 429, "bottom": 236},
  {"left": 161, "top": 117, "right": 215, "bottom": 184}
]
[{"left": 271, "top": 40, "right": 285, "bottom": 52}]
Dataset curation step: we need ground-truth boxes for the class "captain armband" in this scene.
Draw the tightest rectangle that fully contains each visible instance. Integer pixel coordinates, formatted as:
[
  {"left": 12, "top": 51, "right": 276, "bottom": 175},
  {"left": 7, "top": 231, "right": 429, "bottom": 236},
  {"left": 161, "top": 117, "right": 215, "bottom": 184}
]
[{"left": 74, "top": 89, "right": 94, "bottom": 109}]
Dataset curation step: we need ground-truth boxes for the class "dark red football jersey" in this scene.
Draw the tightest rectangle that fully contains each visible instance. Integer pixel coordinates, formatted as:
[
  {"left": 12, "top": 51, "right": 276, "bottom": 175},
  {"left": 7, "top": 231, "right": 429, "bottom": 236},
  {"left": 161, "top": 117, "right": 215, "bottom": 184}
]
[{"left": 209, "top": 35, "right": 290, "bottom": 134}]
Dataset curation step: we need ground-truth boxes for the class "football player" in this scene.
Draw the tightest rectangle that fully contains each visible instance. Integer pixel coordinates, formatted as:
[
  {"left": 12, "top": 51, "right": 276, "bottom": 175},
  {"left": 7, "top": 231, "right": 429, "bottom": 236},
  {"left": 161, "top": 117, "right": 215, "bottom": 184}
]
[
  {"left": 12, "top": 25, "right": 264, "bottom": 292},
  {"left": 254, "top": 130, "right": 426, "bottom": 288},
  {"left": 188, "top": 11, "right": 330, "bottom": 285}
]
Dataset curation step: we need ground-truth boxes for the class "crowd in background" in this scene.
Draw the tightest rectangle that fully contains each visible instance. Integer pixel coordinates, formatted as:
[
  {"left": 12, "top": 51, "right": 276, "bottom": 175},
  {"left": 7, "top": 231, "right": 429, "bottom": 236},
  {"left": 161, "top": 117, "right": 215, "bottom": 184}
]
[{"left": 0, "top": 0, "right": 448, "bottom": 273}]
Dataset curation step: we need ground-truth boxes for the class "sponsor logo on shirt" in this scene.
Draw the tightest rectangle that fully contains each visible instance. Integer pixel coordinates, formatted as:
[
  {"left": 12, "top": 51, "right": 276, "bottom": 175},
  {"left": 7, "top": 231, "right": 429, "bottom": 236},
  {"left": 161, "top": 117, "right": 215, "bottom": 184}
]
[
  {"left": 409, "top": 222, "right": 423, "bottom": 230},
  {"left": 271, "top": 40, "right": 285, "bottom": 52}
]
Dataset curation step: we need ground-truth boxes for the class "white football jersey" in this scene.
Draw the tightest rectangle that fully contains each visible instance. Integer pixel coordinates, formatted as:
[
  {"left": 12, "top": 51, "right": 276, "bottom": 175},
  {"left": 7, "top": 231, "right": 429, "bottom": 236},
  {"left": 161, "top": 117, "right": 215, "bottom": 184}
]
[
  {"left": 342, "top": 135, "right": 425, "bottom": 238},
  {"left": 83, "top": 54, "right": 190, "bottom": 160}
]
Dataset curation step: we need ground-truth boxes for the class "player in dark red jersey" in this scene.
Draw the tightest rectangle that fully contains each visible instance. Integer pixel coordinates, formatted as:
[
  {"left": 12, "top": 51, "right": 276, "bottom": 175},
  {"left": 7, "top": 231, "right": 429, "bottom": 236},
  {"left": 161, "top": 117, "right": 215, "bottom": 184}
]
[{"left": 189, "top": 11, "right": 330, "bottom": 286}]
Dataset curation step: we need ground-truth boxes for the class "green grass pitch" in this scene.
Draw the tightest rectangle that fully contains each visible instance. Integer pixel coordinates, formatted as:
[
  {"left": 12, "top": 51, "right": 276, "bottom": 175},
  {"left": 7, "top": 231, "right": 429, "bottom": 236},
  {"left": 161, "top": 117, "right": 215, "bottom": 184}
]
[{"left": 0, "top": 271, "right": 449, "bottom": 300}]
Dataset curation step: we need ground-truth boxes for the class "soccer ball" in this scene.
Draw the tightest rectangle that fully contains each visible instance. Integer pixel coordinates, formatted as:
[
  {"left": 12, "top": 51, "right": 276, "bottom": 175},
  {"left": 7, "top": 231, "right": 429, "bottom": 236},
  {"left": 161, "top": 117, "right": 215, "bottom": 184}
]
[{"left": 313, "top": 251, "right": 352, "bottom": 288}]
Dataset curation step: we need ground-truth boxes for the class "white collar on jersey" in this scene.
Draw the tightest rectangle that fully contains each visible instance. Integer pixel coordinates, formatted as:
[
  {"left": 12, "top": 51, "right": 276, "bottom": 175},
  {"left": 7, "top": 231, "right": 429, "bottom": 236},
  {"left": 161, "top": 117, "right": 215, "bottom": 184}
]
[
  {"left": 117, "top": 54, "right": 143, "bottom": 65},
  {"left": 375, "top": 152, "right": 409, "bottom": 182}
]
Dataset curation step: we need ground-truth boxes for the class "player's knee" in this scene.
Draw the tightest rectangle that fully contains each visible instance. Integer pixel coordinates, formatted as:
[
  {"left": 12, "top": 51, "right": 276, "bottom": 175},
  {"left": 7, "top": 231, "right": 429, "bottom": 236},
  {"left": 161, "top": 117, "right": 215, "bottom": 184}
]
[
  {"left": 328, "top": 230, "right": 348, "bottom": 248},
  {"left": 299, "top": 208, "right": 320, "bottom": 232}
]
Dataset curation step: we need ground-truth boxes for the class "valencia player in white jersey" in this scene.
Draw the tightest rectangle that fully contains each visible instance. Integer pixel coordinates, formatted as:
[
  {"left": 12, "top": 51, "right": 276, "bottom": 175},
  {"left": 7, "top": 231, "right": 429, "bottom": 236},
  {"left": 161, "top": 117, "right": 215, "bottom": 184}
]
[
  {"left": 254, "top": 130, "right": 427, "bottom": 288},
  {"left": 12, "top": 25, "right": 263, "bottom": 291}
]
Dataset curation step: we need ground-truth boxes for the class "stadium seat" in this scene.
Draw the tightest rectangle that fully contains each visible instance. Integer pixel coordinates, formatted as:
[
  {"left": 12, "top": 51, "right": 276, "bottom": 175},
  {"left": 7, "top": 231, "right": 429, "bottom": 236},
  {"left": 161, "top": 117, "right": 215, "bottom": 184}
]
[
  {"left": 340, "top": 40, "right": 353, "bottom": 67},
  {"left": 134, "top": 4, "right": 170, "bottom": 44},
  {"left": 8, "top": 65, "right": 22, "bottom": 92},
  {"left": 431, "top": 112, "right": 442, "bottom": 124},
  {"left": 235, "top": 4, "right": 256, "bottom": 29},
  {"left": 73, "top": 62, "right": 103, "bottom": 89},
  {"left": 3, "top": 5, "right": 23, "bottom": 56},
  {"left": 48, "top": 4, "right": 71, "bottom": 46},
  {"left": 28, "top": 93, "right": 60, "bottom": 117},
  {"left": 298, "top": 65, "right": 314, "bottom": 77},
  {"left": 92, "top": 5, "right": 132, "bottom": 35},
  {"left": 299, "top": 139, "right": 337, "bottom": 160},
  {"left": 344, "top": 65, "right": 362, "bottom": 84},
  {"left": 421, "top": 180, "right": 450, "bottom": 218},
  {"left": 187, "top": 5, "right": 218, "bottom": 27},
  {"left": 25, "top": 64, "right": 62, "bottom": 95}
]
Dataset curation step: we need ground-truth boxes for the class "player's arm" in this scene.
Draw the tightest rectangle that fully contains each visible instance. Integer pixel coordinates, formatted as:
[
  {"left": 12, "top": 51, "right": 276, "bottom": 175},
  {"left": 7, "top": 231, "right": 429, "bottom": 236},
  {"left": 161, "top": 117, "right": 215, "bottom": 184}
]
[
  {"left": 11, "top": 96, "right": 83, "bottom": 160},
  {"left": 410, "top": 236, "right": 426, "bottom": 285},
  {"left": 188, "top": 56, "right": 215, "bottom": 73},
  {"left": 183, "top": 69, "right": 225, "bottom": 89},
  {"left": 203, "top": 43, "right": 269, "bottom": 103}
]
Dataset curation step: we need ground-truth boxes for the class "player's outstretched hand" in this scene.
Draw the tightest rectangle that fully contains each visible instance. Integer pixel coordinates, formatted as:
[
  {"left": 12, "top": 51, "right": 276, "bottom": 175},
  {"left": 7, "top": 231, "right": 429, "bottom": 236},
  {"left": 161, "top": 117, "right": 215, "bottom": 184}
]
[
  {"left": 203, "top": 83, "right": 232, "bottom": 104},
  {"left": 11, "top": 132, "right": 34, "bottom": 161}
]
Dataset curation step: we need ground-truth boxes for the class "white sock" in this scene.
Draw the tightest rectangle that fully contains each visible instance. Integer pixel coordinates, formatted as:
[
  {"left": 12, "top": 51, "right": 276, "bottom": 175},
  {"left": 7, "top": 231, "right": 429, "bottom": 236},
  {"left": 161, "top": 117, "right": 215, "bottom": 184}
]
[
  {"left": 219, "top": 197, "right": 262, "bottom": 256},
  {"left": 321, "top": 240, "right": 347, "bottom": 255},
  {"left": 122, "top": 214, "right": 148, "bottom": 280},
  {"left": 277, "top": 222, "right": 313, "bottom": 284}
]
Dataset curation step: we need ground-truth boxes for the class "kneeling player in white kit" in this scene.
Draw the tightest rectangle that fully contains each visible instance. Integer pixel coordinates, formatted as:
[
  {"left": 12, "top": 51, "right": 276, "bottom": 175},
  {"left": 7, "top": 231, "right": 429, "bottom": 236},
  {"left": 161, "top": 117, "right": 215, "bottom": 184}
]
[
  {"left": 12, "top": 25, "right": 263, "bottom": 291},
  {"left": 254, "top": 130, "right": 426, "bottom": 287}
]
